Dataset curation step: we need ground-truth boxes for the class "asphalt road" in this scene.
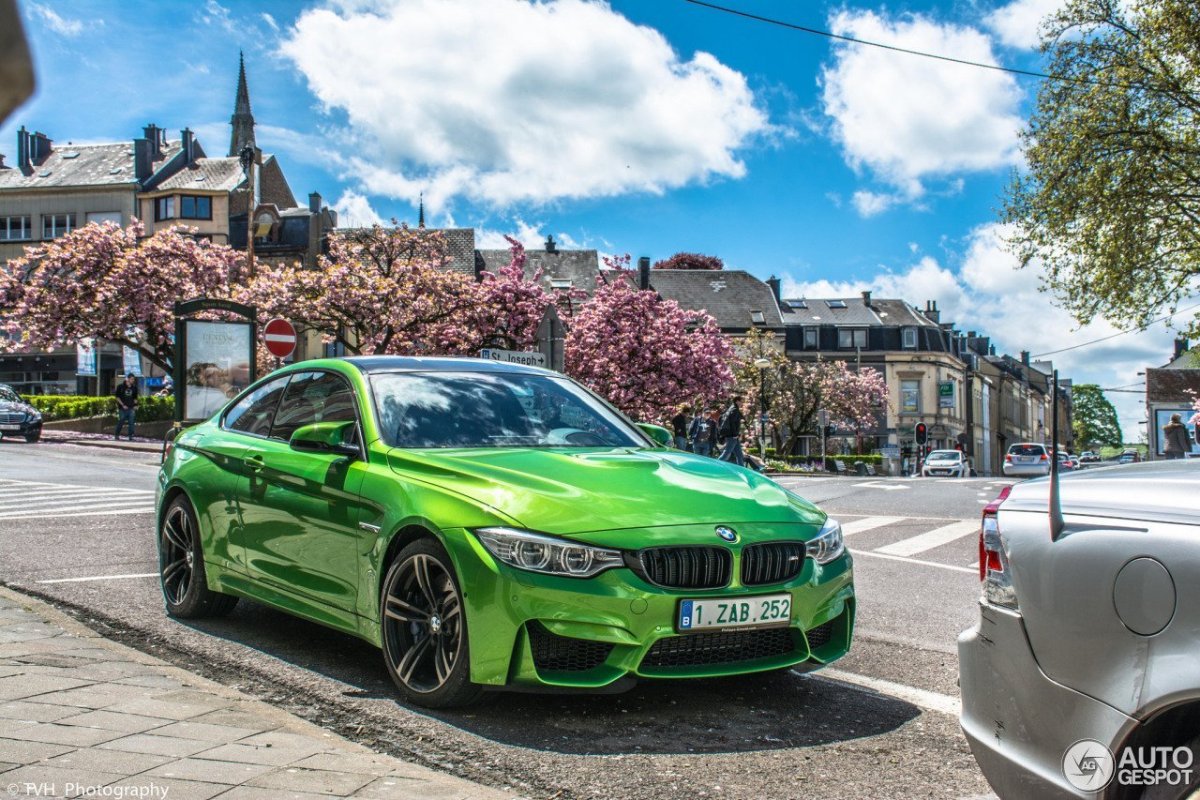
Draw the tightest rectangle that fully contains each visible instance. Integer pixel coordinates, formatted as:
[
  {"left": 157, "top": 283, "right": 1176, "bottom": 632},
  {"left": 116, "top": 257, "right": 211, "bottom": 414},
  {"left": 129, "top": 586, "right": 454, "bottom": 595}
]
[{"left": 0, "top": 439, "right": 1016, "bottom": 799}]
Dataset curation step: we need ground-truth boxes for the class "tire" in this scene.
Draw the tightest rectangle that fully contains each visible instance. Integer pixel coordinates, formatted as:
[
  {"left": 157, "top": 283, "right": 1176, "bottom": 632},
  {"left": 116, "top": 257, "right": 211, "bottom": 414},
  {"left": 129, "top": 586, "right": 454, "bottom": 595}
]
[
  {"left": 158, "top": 495, "right": 238, "bottom": 619},
  {"left": 1140, "top": 735, "right": 1200, "bottom": 800},
  {"left": 380, "top": 538, "right": 482, "bottom": 709},
  {"left": 24, "top": 431, "right": 40, "bottom": 443}
]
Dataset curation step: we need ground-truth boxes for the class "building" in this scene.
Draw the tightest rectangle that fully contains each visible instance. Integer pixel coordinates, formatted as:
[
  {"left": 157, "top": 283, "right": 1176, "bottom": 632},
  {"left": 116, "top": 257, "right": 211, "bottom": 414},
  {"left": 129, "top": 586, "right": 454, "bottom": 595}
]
[
  {"left": 1145, "top": 338, "right": 1200, "bottom": 459},
  {"left": 0, "top": 54, "right": 335, "bottom": 393}
]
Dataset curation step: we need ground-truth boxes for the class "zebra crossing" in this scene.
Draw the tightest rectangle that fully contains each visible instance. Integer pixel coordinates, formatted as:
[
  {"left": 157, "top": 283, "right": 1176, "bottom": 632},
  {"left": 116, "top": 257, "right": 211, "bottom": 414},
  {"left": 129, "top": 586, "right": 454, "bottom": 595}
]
[
  {"left": 0, "top": 478, "right": 156, "bottom": 521},
  {"left": 838, "top": 513, "right": 981, "bottom": 573}
]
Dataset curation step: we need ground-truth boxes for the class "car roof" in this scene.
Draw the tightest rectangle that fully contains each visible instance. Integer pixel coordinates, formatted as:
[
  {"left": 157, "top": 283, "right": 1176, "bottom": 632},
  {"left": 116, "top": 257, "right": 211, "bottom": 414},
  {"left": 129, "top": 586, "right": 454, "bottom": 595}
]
[
  {"left": 341, "top": 356, "right": 554, "bottom": 377},
  {"left": 1001, "top": 461, "right": 1200, "bottom": 525}
]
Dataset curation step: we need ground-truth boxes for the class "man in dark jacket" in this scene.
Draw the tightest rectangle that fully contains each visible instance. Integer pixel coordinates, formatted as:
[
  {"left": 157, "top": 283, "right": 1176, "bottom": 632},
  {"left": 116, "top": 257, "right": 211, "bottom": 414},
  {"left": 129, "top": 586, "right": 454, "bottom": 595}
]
[
  {"left": 1163, "top": 413, "right": 1191, "bottom": 459},
  {"left": 671, "top": 405, "right": 691, "bottom": 451},
  {"left": 114, "top": 373, "right": 138, "bottom": 440},
  {"left": 717, "top": 394, "right": 746, "bottom": 466}
]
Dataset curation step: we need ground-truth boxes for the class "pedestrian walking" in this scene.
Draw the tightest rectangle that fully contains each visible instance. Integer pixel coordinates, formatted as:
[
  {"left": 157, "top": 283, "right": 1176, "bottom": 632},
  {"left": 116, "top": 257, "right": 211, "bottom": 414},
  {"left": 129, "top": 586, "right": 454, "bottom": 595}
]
[
  {"left": 114, "top": 372, "right": 138, "bottom": 441},
  {"left": 671, "top": 405, "right": 691, "bottom": 451},
  {"left": 716, "top": 394, "right": 746, "bottom": 466},
  {"left": 1162, "top": 413, "right": 1191, "bottom": 459},
  {"left": 689, "top": 405, "right": 717, "bottom": 457}
]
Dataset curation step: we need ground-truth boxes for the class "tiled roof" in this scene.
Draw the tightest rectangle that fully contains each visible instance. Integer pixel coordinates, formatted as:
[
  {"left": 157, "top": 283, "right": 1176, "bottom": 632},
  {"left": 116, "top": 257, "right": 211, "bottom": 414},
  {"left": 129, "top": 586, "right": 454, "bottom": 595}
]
[
  {"left": 150, "top": 157, "right": 246, "bottom": 193},
  {"left": 440, "top": 228, "right": 476, "bottom": 274},
  {"left": 477, "top": 247, "right": 601, "bottom": 292},
  {"left": 0, "top": 141, "right": 180, "bottom": 189},
  {"left": 781, "top": 296, "right": 940, "bottom": 328},
  {"left": 1146, "top": 368, "right": 1200, "bottom": 402},
  {"left": 644, "top": 270, "right": 785, "bottom": 330}
]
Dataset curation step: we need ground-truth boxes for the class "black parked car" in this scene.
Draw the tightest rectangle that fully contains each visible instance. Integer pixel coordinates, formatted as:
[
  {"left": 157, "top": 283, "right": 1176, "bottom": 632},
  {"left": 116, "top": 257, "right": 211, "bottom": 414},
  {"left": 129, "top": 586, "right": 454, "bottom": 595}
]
[{"left": 0, "top": 384, "right": 42, "bottom": 443}]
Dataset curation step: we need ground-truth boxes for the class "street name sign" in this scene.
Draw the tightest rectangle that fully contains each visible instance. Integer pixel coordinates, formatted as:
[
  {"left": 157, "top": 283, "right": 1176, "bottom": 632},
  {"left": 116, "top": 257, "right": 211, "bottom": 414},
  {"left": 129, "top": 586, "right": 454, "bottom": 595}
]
[
  {"left": 480, "top": 348, "right": 547, "bottom": 368},
  {"left": 264, "top": 318, "right": 297, "bottom": 360}
]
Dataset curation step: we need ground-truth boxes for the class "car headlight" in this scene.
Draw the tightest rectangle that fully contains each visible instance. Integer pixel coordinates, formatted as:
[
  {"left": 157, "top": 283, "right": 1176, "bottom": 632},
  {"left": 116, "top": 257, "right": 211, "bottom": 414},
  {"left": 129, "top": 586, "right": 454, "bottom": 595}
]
[
  {"left": 806, "top": 518, "right": 845, "bottom": 565},
  {"left": 474, "top": 527, "right": 625, "bottom": 578},
  {"left": 27, "top": 411, "right": 41, "bottom": 422}
]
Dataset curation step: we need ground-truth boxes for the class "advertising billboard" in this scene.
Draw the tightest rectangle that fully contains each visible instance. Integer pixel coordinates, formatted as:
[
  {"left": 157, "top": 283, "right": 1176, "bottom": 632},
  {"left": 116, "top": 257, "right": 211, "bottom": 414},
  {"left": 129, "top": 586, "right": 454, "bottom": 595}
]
[
  {"left": 182, "top": 320, "right": 253, "bottom": 421},
  {"left": 1154, "top": 408, "right": 1199, "bottom": 456}
]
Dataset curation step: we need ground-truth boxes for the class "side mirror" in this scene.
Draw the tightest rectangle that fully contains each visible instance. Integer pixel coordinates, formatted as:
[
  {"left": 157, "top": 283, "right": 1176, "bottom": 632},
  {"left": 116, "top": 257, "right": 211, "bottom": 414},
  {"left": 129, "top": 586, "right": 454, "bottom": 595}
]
[
  {"left": 290, "top": 421, "right": 360, "bottom": 457},
  {"left": 637, "top": 423, "right": 674, "bottom": 448}
]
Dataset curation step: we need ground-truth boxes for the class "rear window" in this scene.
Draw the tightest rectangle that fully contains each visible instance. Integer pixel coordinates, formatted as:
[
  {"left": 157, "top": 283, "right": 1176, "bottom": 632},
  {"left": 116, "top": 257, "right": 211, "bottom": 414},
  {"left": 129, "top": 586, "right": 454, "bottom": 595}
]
[{"left": 1008, "top": 443, "right": 1046, "bottom": 456}]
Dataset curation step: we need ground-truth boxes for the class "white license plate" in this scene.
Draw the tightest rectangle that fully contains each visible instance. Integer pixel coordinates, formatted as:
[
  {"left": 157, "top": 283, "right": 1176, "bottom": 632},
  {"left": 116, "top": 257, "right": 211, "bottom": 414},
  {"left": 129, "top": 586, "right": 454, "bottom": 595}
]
[
  {"left": 678, "top": 594, "right": 791, "bottom": 632},
  {"left": 0, "top": 425, "right": 21, "bottom": 432}
]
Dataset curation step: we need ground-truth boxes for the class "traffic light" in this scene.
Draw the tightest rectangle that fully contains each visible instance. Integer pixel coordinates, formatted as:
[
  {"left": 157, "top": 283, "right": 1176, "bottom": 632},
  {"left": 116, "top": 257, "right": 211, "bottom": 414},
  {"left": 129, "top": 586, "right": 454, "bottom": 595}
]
[{"left": 915, "top": 422, "right": 928, "bottom": 445}]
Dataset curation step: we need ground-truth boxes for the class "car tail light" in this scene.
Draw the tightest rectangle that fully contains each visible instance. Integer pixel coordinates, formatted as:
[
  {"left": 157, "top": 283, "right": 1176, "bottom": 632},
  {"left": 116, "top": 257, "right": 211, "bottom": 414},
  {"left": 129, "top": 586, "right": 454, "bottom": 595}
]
[
  {"left": 1004, "top": 454, "right": 1012, "bottom": 463},
  {"left": 1039, "top": 453, "right": 1049, "bottom": 461},
  {"left": 978, "top": 486, "right": 1018, "bottom": 608}
]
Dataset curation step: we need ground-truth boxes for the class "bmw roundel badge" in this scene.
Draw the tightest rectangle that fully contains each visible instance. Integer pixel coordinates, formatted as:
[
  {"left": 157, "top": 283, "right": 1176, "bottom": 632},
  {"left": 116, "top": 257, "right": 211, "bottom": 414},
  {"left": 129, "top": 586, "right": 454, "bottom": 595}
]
[{"left": 715, "top": 526, "right": 738, "bottom": 543}]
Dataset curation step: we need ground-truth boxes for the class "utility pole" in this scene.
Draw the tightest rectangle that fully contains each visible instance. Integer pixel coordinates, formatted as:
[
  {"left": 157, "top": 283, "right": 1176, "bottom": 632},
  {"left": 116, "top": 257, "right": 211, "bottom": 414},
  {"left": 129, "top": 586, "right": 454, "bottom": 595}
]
[{"left": 239, "top": 145, "right": 257, "bottom": 280}]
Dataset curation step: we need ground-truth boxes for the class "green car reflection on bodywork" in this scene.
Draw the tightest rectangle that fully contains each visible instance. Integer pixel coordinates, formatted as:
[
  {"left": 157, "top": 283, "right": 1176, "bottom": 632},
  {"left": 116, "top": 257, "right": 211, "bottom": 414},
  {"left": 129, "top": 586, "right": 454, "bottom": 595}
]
[{"left": 156, "top": 357, "right": 854, "bottom": 708}]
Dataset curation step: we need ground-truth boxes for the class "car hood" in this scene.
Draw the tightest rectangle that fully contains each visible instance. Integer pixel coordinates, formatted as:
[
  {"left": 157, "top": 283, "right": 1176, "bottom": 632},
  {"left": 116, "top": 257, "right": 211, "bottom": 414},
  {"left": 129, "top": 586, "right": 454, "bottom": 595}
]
[
  {"left": 0, "top": 399, "right": 35, "bottom": 414},
  {"left": 386, "top": 446, "right": 824, "bottom": 535}
]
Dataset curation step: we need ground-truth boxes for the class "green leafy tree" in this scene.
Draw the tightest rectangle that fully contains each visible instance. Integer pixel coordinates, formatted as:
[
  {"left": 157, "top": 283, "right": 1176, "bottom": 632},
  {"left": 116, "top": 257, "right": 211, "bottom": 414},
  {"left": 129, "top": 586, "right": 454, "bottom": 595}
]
[
  {"left": 1071, "top": 384, "right": 1123, "bottom": 450},
  {"left": 1003, "top": 0, "right": 1200, "bottom": 335}
]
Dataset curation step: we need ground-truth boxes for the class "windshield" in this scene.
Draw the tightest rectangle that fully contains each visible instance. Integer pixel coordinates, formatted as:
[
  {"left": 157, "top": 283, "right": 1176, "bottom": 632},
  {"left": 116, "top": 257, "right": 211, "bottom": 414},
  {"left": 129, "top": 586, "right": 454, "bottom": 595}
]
[
  {"left": 0, "top": 387, "right": 19, "bottom": 403},
  {"left": 370, "top": 371, "right": 646, "bottom": 449},
  {"left": 927, "top": 450, "right": 960, "bottom": 461}
]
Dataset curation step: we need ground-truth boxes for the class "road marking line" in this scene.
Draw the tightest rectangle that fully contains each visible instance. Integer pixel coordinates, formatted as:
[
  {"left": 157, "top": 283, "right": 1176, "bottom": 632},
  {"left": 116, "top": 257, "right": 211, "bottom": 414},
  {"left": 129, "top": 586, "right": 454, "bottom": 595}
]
[
  {"left": 875, "top": 519, "right": 980, "bottom": 557},
  {"left": 0, "top": 507, "right": 155, "bottom": 520},
  {"left": 849, "top": 548, "right": 978, "bottom": 575},
  {"left": 840, "top": 516, "right": 905, "bottom": 536},
  {"left": 0, "top": 490, "right": 152, "bottom": 508},
  {"left": 36, "top": 572, "right": 158, "bottom": 584},
  {"left": 802, "top": 668, "right": 961, "bottom": 716}
]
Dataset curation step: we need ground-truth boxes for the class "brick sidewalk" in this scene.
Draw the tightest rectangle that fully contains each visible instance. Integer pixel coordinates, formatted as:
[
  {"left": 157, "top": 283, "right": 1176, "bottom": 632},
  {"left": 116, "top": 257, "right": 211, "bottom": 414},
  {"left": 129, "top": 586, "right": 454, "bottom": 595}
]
[{"left": 0, "top": 586, "right": 519, "bottom": 799}]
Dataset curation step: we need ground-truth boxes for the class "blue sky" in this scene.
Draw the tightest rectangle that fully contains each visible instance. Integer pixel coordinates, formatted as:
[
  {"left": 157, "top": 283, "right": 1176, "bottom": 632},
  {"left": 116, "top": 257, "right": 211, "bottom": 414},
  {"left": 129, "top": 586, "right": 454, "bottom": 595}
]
[{"left": 7, "top": 0, "right": 1183, "bottom": 438}]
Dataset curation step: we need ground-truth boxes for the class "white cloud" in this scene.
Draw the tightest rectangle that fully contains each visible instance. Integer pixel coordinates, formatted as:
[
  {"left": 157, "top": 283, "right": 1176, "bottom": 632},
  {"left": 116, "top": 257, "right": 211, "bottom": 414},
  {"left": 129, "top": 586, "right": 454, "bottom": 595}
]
[
  {"left": 198, "top": 0, "right": 237, "bottom": 35},
  {"left": 781, "top": 222, "right": 1178, "bottom": 438},
  {"left": 985, "top": 0, "right": 1061, "bottom": 49},
  {"left": 820, "top": 10, "right": 1024, "bottom": 212},
  {"left": 332, "top": 190, "right": 384, "bottom": 227},
  {"left": 26, "top": 2, "right": 84, "bottom": 36},
  {"left": 852, "top": 190, "right": 903, "bottom": 217},
  {"left": 260, "top": 12, "right": 280, "bottom": 32},
  {"left": 280, "top": 0, "right": 771, "bottom": 210}
]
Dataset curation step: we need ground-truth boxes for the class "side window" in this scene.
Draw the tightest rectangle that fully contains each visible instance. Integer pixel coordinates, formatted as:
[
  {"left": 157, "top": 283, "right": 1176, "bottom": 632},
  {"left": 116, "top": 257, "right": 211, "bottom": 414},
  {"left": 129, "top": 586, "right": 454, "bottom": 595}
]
[
  {"left": 224, "top": 377, "right": 289, "bottom": 437},
  {"left": 270, "top": 371, "right": 358, "bottom": 442}
]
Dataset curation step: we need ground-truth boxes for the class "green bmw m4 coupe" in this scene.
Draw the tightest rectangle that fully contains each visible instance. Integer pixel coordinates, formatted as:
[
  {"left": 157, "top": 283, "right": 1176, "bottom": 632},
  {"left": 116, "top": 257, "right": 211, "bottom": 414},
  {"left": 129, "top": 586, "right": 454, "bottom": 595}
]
[{"left": 156, "top": 357, "right": 854, "bottom": 707}]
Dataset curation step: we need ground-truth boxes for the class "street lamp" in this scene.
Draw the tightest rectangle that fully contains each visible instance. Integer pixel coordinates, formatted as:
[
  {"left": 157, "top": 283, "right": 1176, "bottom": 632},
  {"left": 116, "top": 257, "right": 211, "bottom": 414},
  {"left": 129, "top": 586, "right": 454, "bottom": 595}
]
[
  {"left": 754, "top": 357, "right": 772, "bottom": 460},
  {"left": 238, "top": 145, "right": 257, "bottom": 280}
]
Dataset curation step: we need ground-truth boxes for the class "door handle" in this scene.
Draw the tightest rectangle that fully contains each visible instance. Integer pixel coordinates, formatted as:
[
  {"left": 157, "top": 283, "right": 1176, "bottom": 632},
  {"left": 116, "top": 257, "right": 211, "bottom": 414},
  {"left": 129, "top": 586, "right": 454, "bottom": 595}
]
[{"left": 245, "top": 454, "right": 265, "bottom": 472}]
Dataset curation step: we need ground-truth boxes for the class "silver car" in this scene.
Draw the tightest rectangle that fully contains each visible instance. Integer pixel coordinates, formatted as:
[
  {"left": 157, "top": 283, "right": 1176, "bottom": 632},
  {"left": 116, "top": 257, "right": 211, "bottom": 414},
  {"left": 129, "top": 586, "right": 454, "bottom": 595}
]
[
  {"left": 1002, "top": 441, "right": 1052, "bottom": 477},
  {"left": 959, "top": 461, "right": 1200, "bottom": 799}
]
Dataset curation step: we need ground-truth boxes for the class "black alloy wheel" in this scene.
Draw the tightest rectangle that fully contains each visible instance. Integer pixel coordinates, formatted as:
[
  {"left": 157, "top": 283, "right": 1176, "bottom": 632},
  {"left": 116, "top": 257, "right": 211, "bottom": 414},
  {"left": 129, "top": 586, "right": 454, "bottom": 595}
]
[
  {"left": 158, "top": 495, "right": 238, "bottom": 618},
  {"left": 381, "top": 539, "right": 481, "bottom": 708}
]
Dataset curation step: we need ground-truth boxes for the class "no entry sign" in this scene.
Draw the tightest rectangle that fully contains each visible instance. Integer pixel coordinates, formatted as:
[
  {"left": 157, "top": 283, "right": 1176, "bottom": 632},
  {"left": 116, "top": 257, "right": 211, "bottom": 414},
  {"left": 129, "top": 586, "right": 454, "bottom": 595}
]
[{"left": 263, "top": 318, "right": 297, "bottom": 360}]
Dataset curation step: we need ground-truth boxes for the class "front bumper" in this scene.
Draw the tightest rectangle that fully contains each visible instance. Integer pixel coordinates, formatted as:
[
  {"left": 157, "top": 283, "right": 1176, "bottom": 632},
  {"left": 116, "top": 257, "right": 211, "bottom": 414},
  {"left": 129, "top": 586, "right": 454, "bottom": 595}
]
[
  {"left": 923, "top": 466, "right": 964, "bottom": 476},
  {"left": 442, "top": 526, "right": 855, "bottom": 689},
  {"left": 0, "top": 417, "right": 41, "bottom": 438},
  {"left": 959, "top": 603, "right": 1134, "bottom": 799}
]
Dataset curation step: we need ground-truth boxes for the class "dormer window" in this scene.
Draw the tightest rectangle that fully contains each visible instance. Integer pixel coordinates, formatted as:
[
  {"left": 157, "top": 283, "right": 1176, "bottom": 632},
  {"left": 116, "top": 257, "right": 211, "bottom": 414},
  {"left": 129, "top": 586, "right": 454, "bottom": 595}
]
[
  {"left": 838, "top": 329, "right": 867, "bottom": 349},
  {"left": 803, "top": 328, "right": 818, "bottom": 349},
  {"left": 902, "top": 327, "right": 918, "bottom": 349}
]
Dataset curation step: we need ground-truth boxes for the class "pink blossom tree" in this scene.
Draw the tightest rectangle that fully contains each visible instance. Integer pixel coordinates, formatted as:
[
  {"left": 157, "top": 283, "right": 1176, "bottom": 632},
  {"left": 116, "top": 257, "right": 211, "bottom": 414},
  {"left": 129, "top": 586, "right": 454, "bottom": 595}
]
[
  {"left": 565, "top": 263, "right": 734, "bottom": 421},
  {"left": 0, "top": 221, "right": 240, "bottom": 373},
  {"left": 239, "top": 224, "right": 475, "bottom": 355},
  {"left": 441, "top": 236, "right": 554, "bottom": 354},
  {"left": 653, "top": 252, "right": 724, "bottom": 271},
  {"left": 732, "top": 327, "right": 888, "bottom": 454}
]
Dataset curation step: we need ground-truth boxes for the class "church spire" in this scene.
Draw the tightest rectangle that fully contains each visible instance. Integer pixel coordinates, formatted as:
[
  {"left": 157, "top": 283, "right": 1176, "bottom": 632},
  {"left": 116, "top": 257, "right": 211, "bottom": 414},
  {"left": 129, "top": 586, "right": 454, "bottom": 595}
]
[
  {"left": 229, "top": 51, "right": 257, "bottom": 157},
  {"left": 418, "top": 193, "right": 425, "bottom": 228}
]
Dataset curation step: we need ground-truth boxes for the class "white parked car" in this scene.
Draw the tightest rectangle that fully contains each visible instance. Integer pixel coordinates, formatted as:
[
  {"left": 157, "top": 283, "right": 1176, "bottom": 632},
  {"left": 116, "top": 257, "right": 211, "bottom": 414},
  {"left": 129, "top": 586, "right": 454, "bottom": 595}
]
[{"left": 922, "top": 449, "right": 969, "bottom": 477}]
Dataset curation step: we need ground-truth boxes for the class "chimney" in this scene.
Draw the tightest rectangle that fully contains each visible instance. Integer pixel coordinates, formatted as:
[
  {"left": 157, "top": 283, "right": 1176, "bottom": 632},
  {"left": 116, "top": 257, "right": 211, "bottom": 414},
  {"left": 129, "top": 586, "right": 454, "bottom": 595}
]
[
  {"left": 30, "top": 131, "right": 51, "bottom": 164},
  {"left": 1020, "top": 350, "right": 1031, "bottom": 367},
  {"left": 308, "top": 191, "right": 322, "bottom": 213},
  {"left": 16, "top": 127, "right": 30, "bottom": 172},
  {"left": 0, "top": 153, "right": 6, "bottom": 169},
  {"left": 545, "top": 235, "right": 557, "bottom": 253},
  {"left": 638, "top": 256, "right": 650, "bottom": 291},
  {"left": 766, "top": 276, "right": 781, "bottom": 304},
  {"left": 923, "top": 300, "right": 940, "bottom": 323},
  {"left": 989, "top": 344, "right": 996, "bottom": 356},
  {"left": 1174, "top": 338, "right": 1189, "bottom": 360},
  {"left": 142, "top": 124, "right": 163, "bottom": 160},
  {"left": 861, "top": 290, "right": 872, "bottom": 308},
  {"left": 133, "top": 138, "right": 152, "bottom": 183},
  {"left": 180, "top": 128, "right": 195, "bottom": 164}
]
